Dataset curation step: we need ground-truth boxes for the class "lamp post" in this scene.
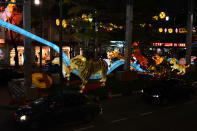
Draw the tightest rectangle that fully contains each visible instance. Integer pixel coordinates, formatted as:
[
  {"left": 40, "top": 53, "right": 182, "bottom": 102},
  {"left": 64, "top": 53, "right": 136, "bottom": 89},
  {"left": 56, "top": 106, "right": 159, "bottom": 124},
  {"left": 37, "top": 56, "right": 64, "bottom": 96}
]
[
  {"left": 23, "top": 0, "right": 32, "bottom": 97},
  {"left": 0, "top": 0, "right": 32, "bottom": 98},
  {"left": 186, "top": 0, "right": 193, "bottom": 64},
  {"left": 59, "top": 0, "right": 63, "bottom": 86},
  {"left": 34, "top": 0, "right": 43, "bottom": 71}
]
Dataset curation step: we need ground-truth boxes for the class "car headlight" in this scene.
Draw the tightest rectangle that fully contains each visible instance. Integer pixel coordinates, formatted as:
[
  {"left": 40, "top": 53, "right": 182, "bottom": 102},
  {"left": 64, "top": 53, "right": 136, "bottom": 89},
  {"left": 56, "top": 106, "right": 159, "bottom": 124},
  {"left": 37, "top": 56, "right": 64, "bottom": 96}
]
[
  {"left": 152, "top": 94, "right": 160, "bottom": 98},
  {"left": 20, "top": 115, "right": 28, "bottom": 122}
]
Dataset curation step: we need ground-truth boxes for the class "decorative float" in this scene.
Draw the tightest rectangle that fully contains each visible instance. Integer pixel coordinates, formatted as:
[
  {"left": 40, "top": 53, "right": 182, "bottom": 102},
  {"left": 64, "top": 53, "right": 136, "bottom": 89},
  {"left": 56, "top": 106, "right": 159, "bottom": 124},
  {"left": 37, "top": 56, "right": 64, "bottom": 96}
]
[{"left": 0, "top": 17, "right": 191, "bottom": 92}]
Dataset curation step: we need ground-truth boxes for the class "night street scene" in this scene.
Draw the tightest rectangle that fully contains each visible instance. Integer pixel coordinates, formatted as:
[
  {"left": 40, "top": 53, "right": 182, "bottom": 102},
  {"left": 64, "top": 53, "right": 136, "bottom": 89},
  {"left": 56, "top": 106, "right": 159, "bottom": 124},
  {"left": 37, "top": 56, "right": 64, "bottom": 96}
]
[{"left": 0, "top": 0, "right": 197, "bottom": 131}]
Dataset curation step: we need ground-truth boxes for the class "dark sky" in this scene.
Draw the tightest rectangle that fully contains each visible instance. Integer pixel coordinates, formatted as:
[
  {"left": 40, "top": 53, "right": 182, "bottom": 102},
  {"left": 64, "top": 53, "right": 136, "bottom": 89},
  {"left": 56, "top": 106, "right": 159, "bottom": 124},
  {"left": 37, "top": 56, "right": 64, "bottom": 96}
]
[
  {"left": 159, "top": 0, "right": 196, "bottom": 13},
  {"left": 159, "top": 0, "right": 187, "bottom": 11}
]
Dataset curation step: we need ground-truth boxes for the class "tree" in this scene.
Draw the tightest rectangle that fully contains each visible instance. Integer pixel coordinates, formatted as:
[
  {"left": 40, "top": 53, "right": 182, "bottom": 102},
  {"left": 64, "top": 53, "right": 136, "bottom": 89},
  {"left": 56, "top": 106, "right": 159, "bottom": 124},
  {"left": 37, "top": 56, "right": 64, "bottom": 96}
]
[{"left": 63, "top": 0, "right": 125, "bottom": 59}]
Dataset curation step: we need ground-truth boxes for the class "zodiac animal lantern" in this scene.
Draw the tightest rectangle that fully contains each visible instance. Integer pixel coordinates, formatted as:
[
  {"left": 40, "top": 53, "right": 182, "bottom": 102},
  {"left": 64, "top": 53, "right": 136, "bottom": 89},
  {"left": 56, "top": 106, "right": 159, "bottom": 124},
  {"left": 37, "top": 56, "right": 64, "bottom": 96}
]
[
  {"left": 170, "top": 58, "right": 190, "bottom": 75},
  {"left": 66, "top": 55, "right": 108, "bottom": 92},
  {"left": 152, "top": 54, "right": 164, "bottom": 66}
]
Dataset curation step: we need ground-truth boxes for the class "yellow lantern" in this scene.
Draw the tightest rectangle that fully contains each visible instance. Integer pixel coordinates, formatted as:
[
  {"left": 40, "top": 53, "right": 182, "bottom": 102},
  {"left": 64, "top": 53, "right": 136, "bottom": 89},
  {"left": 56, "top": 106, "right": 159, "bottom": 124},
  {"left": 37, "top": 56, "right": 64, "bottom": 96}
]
[
  {"left": 82, "top": 14, "right": 89, "bottom": 21},
  {"left": 82, "top": 14, "right": 87, "bottom": 19},
  {"left": 152, "top": 15, "right": 159, "bottom": 21},
  {"left": 168, "top": 28, "right": 173, "bottom": 33},
  {"left": 159, "top": 28, "right": 163, "bottom": 33},
  {"left": 62, "top": 19, "right": 67, "bottom": 28},
  {"left": 56, "top": 19, "right": 60, "bottom": 26},
  {"left": 159, "top": 12, "right": 166, "bottom": 19}
]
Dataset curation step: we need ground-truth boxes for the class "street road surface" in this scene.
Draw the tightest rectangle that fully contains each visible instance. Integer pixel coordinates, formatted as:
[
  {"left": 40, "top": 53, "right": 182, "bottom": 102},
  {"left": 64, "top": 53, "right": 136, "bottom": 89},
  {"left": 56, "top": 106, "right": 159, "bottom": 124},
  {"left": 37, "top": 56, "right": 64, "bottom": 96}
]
[{"left": 1, "top": 94, "right": 197, "bottom": 131}]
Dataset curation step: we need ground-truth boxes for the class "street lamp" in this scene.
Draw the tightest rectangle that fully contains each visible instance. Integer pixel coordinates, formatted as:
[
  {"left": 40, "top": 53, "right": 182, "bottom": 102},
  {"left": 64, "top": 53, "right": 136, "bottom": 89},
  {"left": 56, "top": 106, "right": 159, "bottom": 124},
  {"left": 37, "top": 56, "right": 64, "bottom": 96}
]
[
  {"left": 34, "top": 0, "right": 43, "bottom": 71},
  {"left": 165, "top": 16, "right": 170, "bottom": 21},
  {"left": 34, "top": 0, "right": 40, "bottom": 5}
]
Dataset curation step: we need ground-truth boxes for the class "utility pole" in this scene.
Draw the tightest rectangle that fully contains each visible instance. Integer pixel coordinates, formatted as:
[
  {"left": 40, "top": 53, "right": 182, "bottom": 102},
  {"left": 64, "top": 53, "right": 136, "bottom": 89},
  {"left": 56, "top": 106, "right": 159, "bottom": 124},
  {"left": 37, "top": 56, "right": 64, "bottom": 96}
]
[
  {"left": 124, "top": 0, "right": 133, "bottom": 71},
  {"left": 186, "top": 0, "right": 193, "bottom": 64},
  {"left": 59, "top": 0, "right": 63, "bottom": 86},
  {"left": 39, "top": 4, "right": 43, "bottom": 71},
  {"left": 23, "top": 0, "right": 32, "bottom": 97}
]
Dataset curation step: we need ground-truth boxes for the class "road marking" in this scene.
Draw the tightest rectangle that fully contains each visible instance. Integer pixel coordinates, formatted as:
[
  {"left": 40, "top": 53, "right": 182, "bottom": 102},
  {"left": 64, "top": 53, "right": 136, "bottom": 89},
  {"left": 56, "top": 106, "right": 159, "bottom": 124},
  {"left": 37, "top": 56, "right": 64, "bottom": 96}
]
[
  {"left": 111, "top": 93, "right": 122, "bottom": 98},
  {"left": 139, "top": 111, "right": 153, "bottom": 116},
  {"left": 73, "top": 125, "right": 95, "bottom": 131},
  {"left": 163, "top": 106, "right": 176, "bottom": 110},
  {"left": 111, "top": 117, "right": 128, "bottom": 124},
  {"left": 184, "top": 100, "right": 196, "bottom": 105}
]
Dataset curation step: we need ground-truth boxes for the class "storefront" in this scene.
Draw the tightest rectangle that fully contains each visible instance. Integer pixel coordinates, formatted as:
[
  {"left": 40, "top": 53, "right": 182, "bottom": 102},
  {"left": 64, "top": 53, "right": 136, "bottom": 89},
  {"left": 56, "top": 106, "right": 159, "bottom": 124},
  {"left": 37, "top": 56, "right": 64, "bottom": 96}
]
[{"left": 9, "top": 45, "right": 71, "bottom": 66}]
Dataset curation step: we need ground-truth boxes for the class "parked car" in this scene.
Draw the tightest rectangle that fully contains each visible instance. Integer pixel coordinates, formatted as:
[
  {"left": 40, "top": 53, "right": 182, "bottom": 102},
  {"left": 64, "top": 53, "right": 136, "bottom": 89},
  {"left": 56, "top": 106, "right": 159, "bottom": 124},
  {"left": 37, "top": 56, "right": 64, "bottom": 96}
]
[
  {"left": 141, "top": 78, "right": 196, "bottom": 105},
  {"left": 13, "top": 91, "right": 102, "bottom": 128}
]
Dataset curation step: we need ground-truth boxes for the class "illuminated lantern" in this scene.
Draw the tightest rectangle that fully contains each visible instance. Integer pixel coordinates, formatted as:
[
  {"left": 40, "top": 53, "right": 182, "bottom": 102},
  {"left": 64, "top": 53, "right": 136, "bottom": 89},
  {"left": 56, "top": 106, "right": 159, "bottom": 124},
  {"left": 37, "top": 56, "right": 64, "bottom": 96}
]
[
  {"left": 170, "top": 58, "right": 189, "bottom": 75},
  {"left": 82, "top": 14, "right": 87, "bottom": 19},
  {"left": 165, "top": 16, "right": 169, "bottom": 21},
  {"left": 119, "top": 26, "right": 123, "bottom": 29},
  {"left": 152, "top": 54, "right": 164, "bottom": 66},
  {"left": 159, "top": 28, "right": 163, "bottom": 33},
  {"left": 164, "top": 28, "right": 167, "bottom": 33},
  {"left": 62, "top": 19, "right": 67, "bottom": 28},
  {"left": 88, "top": 16, "right": 93, "bottom": 22},
  {"left": 168, "top": 28, "right": 173, "bottom": 33},
  {"left": 133, "top": 42, "right": 138, "bottom": 47},
  {"left": 56, "top": 19, "right": 60, "bottom": 26},
  {"left": 175, "top": 28, "right": 178, "bottom": 33},
  {"left": 82, "top": 14, "right": 88, "bottom": 21},
  {"left": 32, "top": 73, "right": 53, "bottom": 89},
  {"left": 152, "top": 15, "right": 159, "bottom": 21},
  {"left": 34, "top": 0, "right": 40, "bottom": 5},
  {"left": 159, "top": 12, "right": 166, "bottom": 19}
]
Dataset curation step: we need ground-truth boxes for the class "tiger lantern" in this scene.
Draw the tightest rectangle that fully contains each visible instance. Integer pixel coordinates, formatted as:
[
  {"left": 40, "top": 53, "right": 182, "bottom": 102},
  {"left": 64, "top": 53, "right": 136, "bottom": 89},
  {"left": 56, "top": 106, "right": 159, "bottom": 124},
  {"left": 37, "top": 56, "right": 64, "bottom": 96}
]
[{"left": 66, "top": 55, "right": 108, "bottom": 92}]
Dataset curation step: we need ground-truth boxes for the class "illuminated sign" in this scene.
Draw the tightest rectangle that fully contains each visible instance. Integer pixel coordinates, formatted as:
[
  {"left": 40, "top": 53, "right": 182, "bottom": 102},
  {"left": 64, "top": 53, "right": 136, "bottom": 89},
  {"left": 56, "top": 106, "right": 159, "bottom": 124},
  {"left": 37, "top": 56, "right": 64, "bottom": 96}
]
[
  {"left": 152, "top": 43, "right": 185, "bottom": 47},
  {"left": 178, "top": 43, "right": 185, "bottom": 47},
  {"left": 179, "top": 28, "right": 187, "bottom": 33},
  {"left": 164, "top": 43, "right": 173, "bottom": 46}
]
